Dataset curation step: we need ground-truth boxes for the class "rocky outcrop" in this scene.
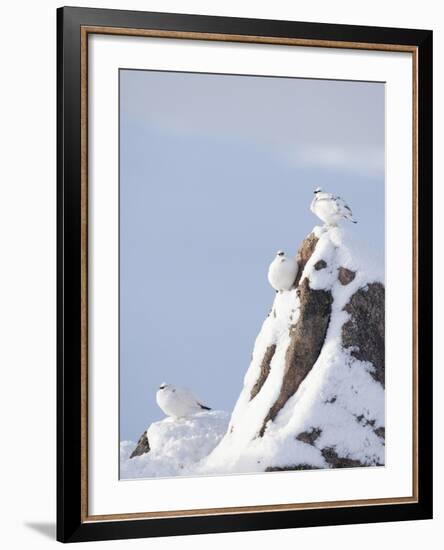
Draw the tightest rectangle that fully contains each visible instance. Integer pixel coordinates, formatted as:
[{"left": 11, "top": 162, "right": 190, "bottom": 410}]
[
  {"left": 296, "top": 427, "right": 322, "bottom": 446},
  {"left": 199, "top": 226, "right": 385, "bottom": 475},
  {"left": 252, "top": 233, "right": 333, "bottom": 436},
  {"left": 130, "top": 431, "right": 150, "bottom": 458},
  {"left": 321, "top": 447, "right": 367, "bottom": 469},
  {"left": 342, "top": 282, "right": 385, "bottom": 387},
  {"left": 314, "top": 259, "right": 327, "bottom": 271},
  {"left": 374, "top": 426, "right": 385, "bottom": 441},
  {"left": 250, "top": 344, "right": 276, "bottom": 400},
  {"left": 338, "top": 266, "right": 356, "bottom": 285},
  {"left": 259, "top": 277, "right": 332, "bottom": 436},
  {"left": 294, "top": 232, "right": 318, "bottom": 287}
]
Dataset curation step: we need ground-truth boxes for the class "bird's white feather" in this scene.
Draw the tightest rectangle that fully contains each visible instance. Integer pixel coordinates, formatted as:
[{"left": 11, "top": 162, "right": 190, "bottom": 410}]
[
  {"left": 310, "top": 191, "right": 356, "bottom": 226},
  {"left": 156, "top": 384, "right": 210, "bottom": 418},
  {"left": 267, "top": 252, "right": 298, "bottom": 291}
]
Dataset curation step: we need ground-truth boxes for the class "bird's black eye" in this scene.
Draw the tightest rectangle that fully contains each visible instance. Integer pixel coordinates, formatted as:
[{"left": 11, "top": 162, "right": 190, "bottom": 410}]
[{"left": 172, "top": 389, "right": 176, "bottom": 392}]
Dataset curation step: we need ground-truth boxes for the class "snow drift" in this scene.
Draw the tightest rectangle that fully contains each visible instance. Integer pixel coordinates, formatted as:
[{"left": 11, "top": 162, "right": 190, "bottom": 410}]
[
  {"left": 121, "top": 225, "right": 385, "bottom": 478},
  {"left": 121, "top": 410, "right": 229, "bottom": 479}
]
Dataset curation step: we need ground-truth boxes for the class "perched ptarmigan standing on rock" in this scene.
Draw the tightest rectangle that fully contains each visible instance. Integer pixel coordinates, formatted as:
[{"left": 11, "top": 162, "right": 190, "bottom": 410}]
[
  {"left": 267, "top": 250, "right": 299, "bottom": 292},
  {"left": 156, "top": 383, "right": 211, "bottom": 418},
  {"left": 310, "top": 187, "right": 357, "bottom": 226}
]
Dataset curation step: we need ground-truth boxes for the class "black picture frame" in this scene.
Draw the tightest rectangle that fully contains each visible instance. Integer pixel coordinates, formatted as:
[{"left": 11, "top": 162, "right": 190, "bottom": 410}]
[{"left": 57, "top": 6, "right": 433, "bottom": 543}]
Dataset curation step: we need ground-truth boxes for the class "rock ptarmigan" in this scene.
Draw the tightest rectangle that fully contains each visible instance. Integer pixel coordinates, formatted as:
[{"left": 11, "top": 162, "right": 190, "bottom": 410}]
[
  {"left": 156, "top": 383, "right": 211, "bottom": 418},
  {"left": 267, "top": 250, "right": 299, "bottom": 292},
  {"left": 310, "top": 187, "right": 357, "bottom": 226}
]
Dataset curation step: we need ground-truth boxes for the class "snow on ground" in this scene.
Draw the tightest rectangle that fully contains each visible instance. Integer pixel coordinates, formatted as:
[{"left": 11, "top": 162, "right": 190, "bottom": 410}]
[{"left": 120, "top": 410, "right": 229, "bottom": 479}]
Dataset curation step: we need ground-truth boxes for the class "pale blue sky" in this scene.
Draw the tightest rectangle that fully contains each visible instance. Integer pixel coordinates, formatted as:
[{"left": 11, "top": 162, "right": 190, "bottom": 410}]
[{"left": 119, "top": 69, "right": 385, "bottom": 442}]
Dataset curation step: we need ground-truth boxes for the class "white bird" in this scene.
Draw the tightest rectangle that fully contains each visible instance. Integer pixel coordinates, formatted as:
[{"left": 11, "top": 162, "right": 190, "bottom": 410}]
[
  {"left": 310, "top": 187, "right": 357, "bottom": 226},
  {"left": 267, "top": 250, "right": 299, "bottom": 291},
  {"left": 156, "top": 383, "right": 211, "bottom": 418}
]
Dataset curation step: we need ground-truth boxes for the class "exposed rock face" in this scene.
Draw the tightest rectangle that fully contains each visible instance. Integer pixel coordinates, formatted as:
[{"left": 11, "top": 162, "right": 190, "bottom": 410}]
[
  {"left": 250, "top": 344, "right": 276, "bottom": 400},
  {"left": 342, "top": 283, "right": 385, "bottom": 387},
  {"left": 314, "top": 259, "right": 327, "bottom": 271},
  {"left": 130, "top": 431, "right": 150, "bottom": 458},
  {"left": 294, "top": 233, "right": 318, "bottom": 287},
  {"left": 259, "top": 278, "right": 332, "bottom": 436},
  {"left": 374, "top": 426, "right": 385, "bottom": 442},
  {"left": 338, "top": 266, "right": 356, "bottom": 285},
  {"left": 296, "top": 427, "right": 322, "bottom": 446},
  {"left": 321, "top": 447, "right": 366, "bottom": 468}
]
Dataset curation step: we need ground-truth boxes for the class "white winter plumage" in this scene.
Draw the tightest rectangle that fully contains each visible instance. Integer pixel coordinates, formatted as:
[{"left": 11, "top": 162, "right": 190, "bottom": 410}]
[
  {"left": 267, "top": 250, "right": 299, "bottom": 291},
  {"left": 156, "top": 383, "right": 211, "bottom": 418},
  {"left": 310, "top": 187, "right": 357, "bottom": 226}
]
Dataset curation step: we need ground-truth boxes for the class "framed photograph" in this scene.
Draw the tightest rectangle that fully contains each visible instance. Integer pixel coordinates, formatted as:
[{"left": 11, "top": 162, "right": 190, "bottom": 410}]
[{"left": 57, "top": 6, "right": 433, "bottom": 543}]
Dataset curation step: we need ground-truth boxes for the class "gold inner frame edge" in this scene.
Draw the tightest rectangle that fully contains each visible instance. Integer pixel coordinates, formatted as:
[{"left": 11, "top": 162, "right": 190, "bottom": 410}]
[{"left": 79, "top": 25, "right": 419, "bottom": 523}]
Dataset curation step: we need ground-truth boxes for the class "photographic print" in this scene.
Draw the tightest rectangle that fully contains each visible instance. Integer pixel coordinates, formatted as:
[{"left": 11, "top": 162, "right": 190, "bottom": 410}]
[{"left": 119, "top": 69, "right": 385, "bottom": 480}]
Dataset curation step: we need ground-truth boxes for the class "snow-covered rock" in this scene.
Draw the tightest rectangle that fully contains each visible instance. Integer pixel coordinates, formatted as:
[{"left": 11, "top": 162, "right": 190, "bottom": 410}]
[
  {"left": 198, "top": 225, "right": 385, "bottom": 474},
  {"left": 121, "top": 410, "right": 229, "bottom": 479}
]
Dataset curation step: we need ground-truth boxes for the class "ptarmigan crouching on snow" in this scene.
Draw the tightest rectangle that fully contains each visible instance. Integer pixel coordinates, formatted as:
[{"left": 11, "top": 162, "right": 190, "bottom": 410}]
[
  {"left": 156, "top": 383, "right": 211, "bottom": 418},
  {"left": 267, "top": 250, "right": 299, "bottom": 292},
  {"left": 310, "top": 187, "right": 357, "bottom": 226}
]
